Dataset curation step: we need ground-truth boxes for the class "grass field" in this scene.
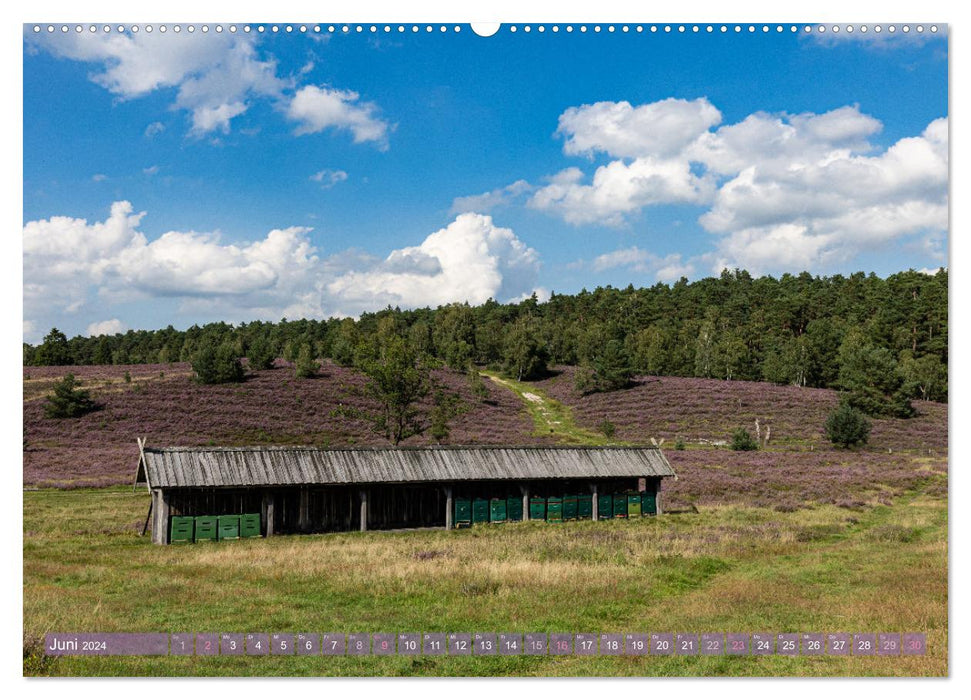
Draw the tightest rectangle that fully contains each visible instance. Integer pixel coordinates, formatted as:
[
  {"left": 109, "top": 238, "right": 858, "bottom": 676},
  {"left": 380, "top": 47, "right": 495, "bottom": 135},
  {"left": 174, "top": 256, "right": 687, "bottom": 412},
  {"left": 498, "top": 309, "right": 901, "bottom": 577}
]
[{"left": 23, "top": 481, "right": 946, "bottom": 677}]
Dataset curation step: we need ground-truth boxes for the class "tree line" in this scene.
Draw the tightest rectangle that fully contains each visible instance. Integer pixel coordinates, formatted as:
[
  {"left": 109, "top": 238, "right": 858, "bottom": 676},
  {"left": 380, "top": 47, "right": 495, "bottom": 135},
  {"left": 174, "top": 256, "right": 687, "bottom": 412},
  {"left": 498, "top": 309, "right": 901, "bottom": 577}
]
[{"left": 26, "top": 268, "right": 948, "bottom": 412}]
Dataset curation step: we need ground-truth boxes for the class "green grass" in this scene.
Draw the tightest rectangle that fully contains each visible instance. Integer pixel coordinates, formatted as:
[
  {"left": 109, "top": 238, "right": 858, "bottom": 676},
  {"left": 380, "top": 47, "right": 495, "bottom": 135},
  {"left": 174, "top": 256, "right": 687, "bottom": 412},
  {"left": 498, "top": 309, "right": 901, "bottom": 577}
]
[
  {"left": 23, "top": 486, "right": 946, "bottom": 676},
  {"left": 482, "top": 371, "right": 626, "bottom": 445}
]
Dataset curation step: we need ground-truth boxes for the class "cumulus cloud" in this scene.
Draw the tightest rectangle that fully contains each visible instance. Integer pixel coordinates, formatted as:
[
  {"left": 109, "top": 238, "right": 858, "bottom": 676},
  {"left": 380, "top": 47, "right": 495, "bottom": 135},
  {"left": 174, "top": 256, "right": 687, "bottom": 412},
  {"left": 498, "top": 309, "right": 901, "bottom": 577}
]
[
  {"left": 310, "top": 169, "right": 349, "bottom": 189},
  {"left": 450, "top": 180, "right": 532, "bottom": 215},
  {"left": 807, "top": 24, "right": 948, "bottom": 49},
  {"left": 144, "top": 121, "right": 165, "bottom": 138},
  {"left": 589, "top": 246, "right": 694, "bottom": 283},
  {"left": 523, "top": 96, "right": 946, "bottom": 274},
  {"left": 87, "top": 319, "right": 127, "bottom": 337},
  {"left": 326, "top": 213, "right": 540, "bottom": 311},
  {"left": 288, "top": 85, "right": 391, "bottom": 147},
  {"left": 23, "top": 203, "right": 541, "bottom": 332}
]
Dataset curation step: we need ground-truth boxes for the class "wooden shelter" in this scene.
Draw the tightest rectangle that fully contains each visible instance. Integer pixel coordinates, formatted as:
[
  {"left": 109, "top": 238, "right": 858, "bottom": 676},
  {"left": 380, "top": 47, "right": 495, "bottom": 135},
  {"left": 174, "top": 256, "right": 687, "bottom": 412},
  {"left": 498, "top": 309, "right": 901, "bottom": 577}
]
[{"left": 133, "top": 442, "right": 677, "bottom": 544}]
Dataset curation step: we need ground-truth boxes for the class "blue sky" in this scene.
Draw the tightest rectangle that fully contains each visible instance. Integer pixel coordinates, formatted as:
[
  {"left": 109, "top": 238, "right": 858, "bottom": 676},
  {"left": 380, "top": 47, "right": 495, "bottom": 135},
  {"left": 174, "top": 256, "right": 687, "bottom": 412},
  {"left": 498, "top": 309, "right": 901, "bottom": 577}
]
[{"left": 22, "top": 23, "right": 948, "bottom": 342}]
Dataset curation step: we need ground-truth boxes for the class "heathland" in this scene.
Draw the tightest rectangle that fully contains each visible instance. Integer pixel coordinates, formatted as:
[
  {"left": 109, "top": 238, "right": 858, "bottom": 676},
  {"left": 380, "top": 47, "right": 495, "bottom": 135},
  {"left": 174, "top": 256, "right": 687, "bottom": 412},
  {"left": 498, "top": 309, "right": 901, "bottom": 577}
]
[{"left": 23, "top": 361, "right": 947, "bottom": 676}]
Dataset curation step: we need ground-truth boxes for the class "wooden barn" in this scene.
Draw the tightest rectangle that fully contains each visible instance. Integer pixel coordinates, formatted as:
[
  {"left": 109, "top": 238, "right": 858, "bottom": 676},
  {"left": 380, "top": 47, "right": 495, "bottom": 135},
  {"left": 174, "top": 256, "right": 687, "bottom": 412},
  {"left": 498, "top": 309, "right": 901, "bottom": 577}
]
[{"left": 133, "top": 442, "right": 677, "bottom": 544}]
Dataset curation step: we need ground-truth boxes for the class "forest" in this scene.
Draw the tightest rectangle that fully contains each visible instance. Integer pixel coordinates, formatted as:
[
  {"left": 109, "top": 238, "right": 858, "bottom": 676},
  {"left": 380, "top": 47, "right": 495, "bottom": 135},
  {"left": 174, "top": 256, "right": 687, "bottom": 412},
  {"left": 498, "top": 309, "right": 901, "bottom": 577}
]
[{"left": 24, "top": 268, "right": 948, "bottom": 410}]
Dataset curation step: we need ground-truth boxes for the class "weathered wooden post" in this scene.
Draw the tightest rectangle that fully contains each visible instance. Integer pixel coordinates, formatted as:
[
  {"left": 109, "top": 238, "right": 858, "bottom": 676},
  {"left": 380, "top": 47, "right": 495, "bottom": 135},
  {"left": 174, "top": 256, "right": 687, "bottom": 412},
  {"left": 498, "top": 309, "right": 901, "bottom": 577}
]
[
  {"left": 359, "top": 489, "right": 368, "bottom": 532},
  {"left": 591, "top": 483, "right": 599, "bottom": 521},
  {"left": 445, "top": 486, "right": 453, "bottom": 530},
  {"left": 520, "top": 484, "right": 530, "bottom": 521},
  {"left": 262, "top": 492, "right": 275, "bottom": 537},
  {"left": 151, "top": 488, "right": 170, "bottom": 544},
  {"left": 655, "top": 478, "right": 663, "bottom": 516},
  {"left": 298, "top": 487, "right": 310, "bottom": 532}
]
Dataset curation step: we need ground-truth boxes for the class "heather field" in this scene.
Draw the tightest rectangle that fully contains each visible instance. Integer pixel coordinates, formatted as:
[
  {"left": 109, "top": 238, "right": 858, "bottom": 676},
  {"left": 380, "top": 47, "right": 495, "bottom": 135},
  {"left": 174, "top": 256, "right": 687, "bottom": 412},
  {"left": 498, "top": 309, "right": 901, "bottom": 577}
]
[
  {"left": 22, "top": 363, "right": 948, "bottom": 676},
  {"left": 23, "top": 361, "right": 545, "bottom": 488}
]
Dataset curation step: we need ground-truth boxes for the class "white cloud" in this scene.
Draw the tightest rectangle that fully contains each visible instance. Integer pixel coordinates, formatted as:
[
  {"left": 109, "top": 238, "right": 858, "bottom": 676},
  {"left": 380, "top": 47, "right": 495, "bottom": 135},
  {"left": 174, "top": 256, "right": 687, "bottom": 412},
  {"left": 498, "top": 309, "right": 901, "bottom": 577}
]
[
  {"left": 144, "top": 121, "right": 165, "bottom": 138},
  {"left": 92, "top": 173, "right": 107, "bottom": 182},
  {"left": 310, "top": 169, "right": 349, "bottom": 189},
  {"left": 30, "top": 31, "right": 285, "bottom": 136},
  {"left": 142, "top": 165, "right": 159, "bottom": 176},
  {"left": 590, "top": 246, "right": 695, "bottom": 282},
  {"left": 556, "top": 97, "right": 722, "bottom": 160},
  {"left": 807, "top": 24, "right": 948, "bottom": 48},
  {"left": 288, "top": 85, "right": 391, "bottom": 147},
  {"left": 529, "top": 157, "right": 714, "bottom": 226},
  {"left": 450, "top": 180, "right": 532, "bottom": 214},
  {"left": 87, "top": 319, "right": 127, "bottom": 337},
  {"left": 24, "top": 203, "right": 541, "bottom": 331},
  {"left": 326, "top": 213, "right": 540, "bottom": 311}
]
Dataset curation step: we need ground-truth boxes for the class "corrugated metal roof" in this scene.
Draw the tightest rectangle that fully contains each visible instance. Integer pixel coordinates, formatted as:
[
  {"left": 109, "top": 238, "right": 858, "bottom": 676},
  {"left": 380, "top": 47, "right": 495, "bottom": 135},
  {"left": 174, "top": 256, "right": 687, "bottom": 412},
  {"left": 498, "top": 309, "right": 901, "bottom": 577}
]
[{"left": 137, "top": 445, "right": 676, "bottom": 489}]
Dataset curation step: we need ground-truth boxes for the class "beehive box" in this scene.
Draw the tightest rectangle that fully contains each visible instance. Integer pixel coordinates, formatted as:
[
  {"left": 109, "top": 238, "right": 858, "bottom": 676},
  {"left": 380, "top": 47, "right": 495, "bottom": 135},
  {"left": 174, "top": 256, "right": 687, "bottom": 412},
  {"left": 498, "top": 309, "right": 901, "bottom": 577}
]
[
  {"left": 194, "top": 515, "right": 218, "bottom": 542},
  {"left": 577, "top": 494, "right": 593, "bottom": 520},
  {"left": 217, "top": 515, "right": 240, "bottom": 540},
  {"left": 240, "top": 513, "right": 261, "bottom": 538},
  {"left": 529, "top": 497, "right": 546, "bottom": 521},
  {"left": 472, "top": 498, "right": 490, "bottom": 524},
  {"left": 489, "top": 497, "right": 507, "bottom": 523},
  {"left": 641, "top": 491, "right": 657, "bottom": 515},
  {"left": 506, "top": 495, "right": 524, "bottom": 522},
  {"left": 612, "top": 493, "right": 628, "bottom": 518},
  {"left": 546, "top": 496, "right": 563, "bottom": 522},
  {"left": 454, "top": 497, "right": 472, "bottom": 527},
  {"left": 598, "top": 494, "right": 614, "bottom": 520},
  {"left": 169, "top": 516, "right": 194, "bottom": 543},
  {"left": 562, "top": 494, "right": 578, "bottom": 521},
  {"left": 627, "top": 493, "right": 642, "bottom": 518}
]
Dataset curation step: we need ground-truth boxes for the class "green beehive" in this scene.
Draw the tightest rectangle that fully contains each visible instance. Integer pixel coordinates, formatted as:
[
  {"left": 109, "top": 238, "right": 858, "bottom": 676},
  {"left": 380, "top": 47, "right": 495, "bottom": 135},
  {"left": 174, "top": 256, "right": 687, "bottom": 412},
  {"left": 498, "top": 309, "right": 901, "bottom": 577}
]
[
  {"left": 641, "top": 491, "right": 657, "bottom": 515},
  {"left": 627, "top": 493, "right": 642, "bottom": 518},
  {"left": 529, "top": 497, "right": 546, "bottom": 521},
  {"left": 577, "top": 494, "right": 593, "bottom": 520},
  {"left": 612, "top": 493, "right": 628, "bottom": 518},
  {"left": 546, "top": 496, "right": 563, "bottom": 522},
  {"left": 454, "top": 497, "right": 472, "bottom": 527},
  {"left": 490, "top": 497, "right": 507, "bottom": 523},
  {"left": 240, "top": 513, "right": 261, "bottom": 538},
  {"left": 194, "top": 515, "right": 218, "bottom": 542},
  {"left": 217, "top": 515, "right": 240, "bottom": 540},
  {"left": 169, "top": 516, "right": 194, "bottom": 543},
  {"left": 506, "top": 495, "right": 524, "bottom": 522},
  {"left": 472, "top": 498, "right": 490, "bottom": 524},
  {"left": 563, "top": 494, "right": 578, "bottom": 521},
  {"left": 598, "top": 494, "right": 614, "bottom": 519}
]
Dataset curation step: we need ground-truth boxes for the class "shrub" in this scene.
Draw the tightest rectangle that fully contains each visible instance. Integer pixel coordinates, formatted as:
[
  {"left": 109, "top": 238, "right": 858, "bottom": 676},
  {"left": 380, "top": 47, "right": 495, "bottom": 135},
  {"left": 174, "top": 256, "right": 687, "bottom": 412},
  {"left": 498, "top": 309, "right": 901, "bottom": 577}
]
[
  {"left": 123, "top": 370, "right": 132, "bottom": 384},
  {"left": 294, "top": 344, "right": 320, "bottom": 379},
  {"left": 598, "top": 417, "right": 616, "bottom": 438},
  {"left": 191, "top": 343, "right": 245, "bottom": 384},
  {"left": 825, "top": 402, "right": 872, "bottom": 448},
  {"left": 730, "top": 428, "right": 759, "bottom": 451},
  {"left": 44, "top": 374, "right": 99, "bottom": 419},
  {"left": 674, "top": 436, "right": 686, "bottom": 451},
  {"left": 247, "top": 337, "right": 277, "bottom": 371},
  {"left": 467, "top": 366, "right": 490, "bottom": 402}
]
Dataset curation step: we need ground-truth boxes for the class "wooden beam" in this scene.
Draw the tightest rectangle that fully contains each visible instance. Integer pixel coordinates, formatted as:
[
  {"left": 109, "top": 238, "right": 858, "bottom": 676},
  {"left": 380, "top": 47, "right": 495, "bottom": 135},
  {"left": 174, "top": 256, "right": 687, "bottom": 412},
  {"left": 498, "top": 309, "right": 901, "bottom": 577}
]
[
  {"left": 359, "top": 489, "right": 368, "bottom": 532},
  {"left": 520, "top": 484, "right": 530, "bottom": 521},
  {"left": 151, "top": 488, "right": 169, "bottom": 545},
  {"left": 445, "top": 487, "right": 453, "bottom": 530},
  {"left": 298, "top": 487, "right": 310, "bottom": 532},
  {"left": 591, "top": 483, "right": 599, "bottom": 521},
  {"left": 262, "top": 492, "right": 275, "bottom": 537},
  {"left": 655, "top": 478, "right": 663, "bottom": 516}
]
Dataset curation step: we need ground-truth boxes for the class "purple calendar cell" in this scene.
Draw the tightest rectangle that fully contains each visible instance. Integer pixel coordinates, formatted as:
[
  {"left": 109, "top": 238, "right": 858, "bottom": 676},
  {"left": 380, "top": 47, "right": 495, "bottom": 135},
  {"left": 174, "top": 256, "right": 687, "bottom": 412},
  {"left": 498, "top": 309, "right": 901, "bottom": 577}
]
[
  {"left": 246, "top": 633, "right": 269, "bottom": 655},
  {"left": 372, "top": 633, "right": 395, "bottom": 655},
  {"left": 220, "top": 633, "right": 244, "bottom": 655},
  {"left": 802, "top": 633, "right": 824, "bottom": 655},
  {"left": 398, "top": 633, "right": 421, "bottom": 656},
  {"left": 726, "top": 633, "right": 748, "bottom": 655},
  {"left": 43, "top": 633, "right": 169, "bottom": 656},
  {"left": 599, "top": 634, "right": 623, "bottom": 655},
  {"left": 271, "top": 633, "right": 294, "bottom": 655},
  {"left": 196, "top": 633, "right": 218, "bottom": 656},
  {"left": 651, "top": 633, "right": 674, "bottom": 655},
  {"left": 854, "top": 633, "right": 876, "bottom": 656},
  {"left": 448, "top": 633, "right": 472, "bottom": 656},
  {"left": 347, "top": 633, "right": 370, "bottom": 656},
  {"left": 676, "top": 633, "right": 699, "bottom": 655},
  {"left": 878, "top": 633, "right": 900, "bottom": 656},
  {"left": 751, "top": 633, "right": 773, "bottom": 655},
  {"left": 777, "top": 633, "right": 799, "bottom": 656},
  {"left": 296, "top": 633, "right": 319, "bottom": 656},
  {"left": 625, "top": 633, "right": 650, "bottom": 656},
  {"left": 321, "top": 633, "right": 345, "bottom": 655},
  {"left": 423, "top": 633, "right": 446, "bottom": 655},
  {"left": 701, "top": 633, "right": 724, "bottom": 655},
  {"left": 827, "top": 633, "right": 852, "bottom": 656},
  {"left": 550, "top": 634, "right": 572, "bottom": 655},
  {"left": 499, "top": 633, "right": 522, "bottom": 655},
  {"left": 170, "top": 633, "right": 193, "bottom": 656},
  {"left": 473, "top": 632, "right": 497, "bottom": 655},
  {"left": 575, "top": 633, "right": 597, "bottom": 656},
  {"left": 525, "top": 633, "right": 548, "bottom": 655},
  {"left": 903, "top": 633, "right": 926, "bottom": 656}
]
